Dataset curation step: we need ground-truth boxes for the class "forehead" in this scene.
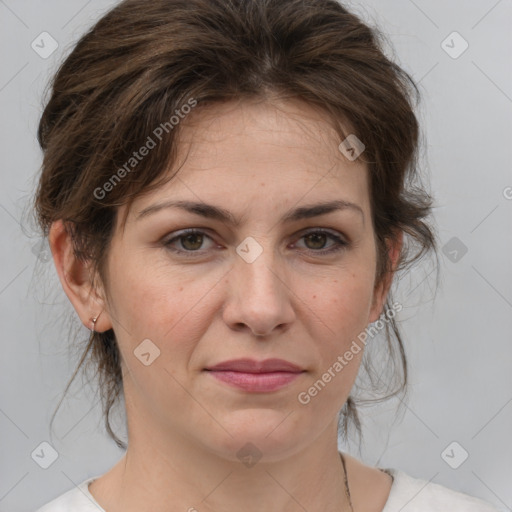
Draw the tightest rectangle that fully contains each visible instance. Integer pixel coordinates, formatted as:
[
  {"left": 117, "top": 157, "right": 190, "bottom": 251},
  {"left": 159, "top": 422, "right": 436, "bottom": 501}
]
[{"left": 122, "top": 99, "right": 370, "bottom": 226}]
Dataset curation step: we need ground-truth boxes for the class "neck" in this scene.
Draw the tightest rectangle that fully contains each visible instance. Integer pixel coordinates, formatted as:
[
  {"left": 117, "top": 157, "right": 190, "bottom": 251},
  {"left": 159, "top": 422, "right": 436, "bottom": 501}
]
[{"left": 90, "top": 419, "right": 352, "bottom": 512}]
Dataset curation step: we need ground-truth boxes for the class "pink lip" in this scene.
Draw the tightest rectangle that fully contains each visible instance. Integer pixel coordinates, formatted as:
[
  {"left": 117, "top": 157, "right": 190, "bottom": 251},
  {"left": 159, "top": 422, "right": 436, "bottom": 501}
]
[
  {"left": 206, "top": 358, "right": 303, "bottom": 373},
  {"left": 204, "top": 358, "right": 305, "bottom": 392}
]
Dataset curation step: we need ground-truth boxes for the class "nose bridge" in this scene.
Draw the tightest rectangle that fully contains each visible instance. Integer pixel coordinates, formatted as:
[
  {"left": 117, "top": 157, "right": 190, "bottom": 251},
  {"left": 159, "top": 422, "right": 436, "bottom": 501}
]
[
  {"left": 239, "top": 247, "right": 281, "bottom": 295},
  {"left": 236, "top": 235, "right": 285, "bottom": 299}
]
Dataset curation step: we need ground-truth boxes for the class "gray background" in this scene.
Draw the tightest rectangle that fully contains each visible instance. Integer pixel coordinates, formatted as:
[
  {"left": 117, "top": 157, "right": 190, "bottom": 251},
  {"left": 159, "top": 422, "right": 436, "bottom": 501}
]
[{"left": 0, "top": 0, "right": 511, "bottom": 510}]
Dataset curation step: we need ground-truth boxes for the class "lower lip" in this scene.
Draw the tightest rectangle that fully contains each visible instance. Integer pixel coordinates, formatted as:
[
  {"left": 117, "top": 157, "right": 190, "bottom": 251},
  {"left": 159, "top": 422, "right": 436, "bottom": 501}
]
[{"left": 206, "top": 370, "right": 303, "bottom": 392}]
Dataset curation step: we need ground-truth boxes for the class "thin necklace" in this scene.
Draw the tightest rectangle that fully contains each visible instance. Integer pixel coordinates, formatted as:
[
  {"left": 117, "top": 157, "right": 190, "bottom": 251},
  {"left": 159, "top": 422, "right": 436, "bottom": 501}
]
[{"left": 339, "top": 452, "right": 354, "bottom": 511}]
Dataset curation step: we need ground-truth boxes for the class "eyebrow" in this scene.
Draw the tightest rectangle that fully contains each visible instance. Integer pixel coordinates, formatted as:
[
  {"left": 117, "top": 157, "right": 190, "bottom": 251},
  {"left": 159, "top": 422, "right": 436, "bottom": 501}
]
[{"left": 136, "top": 199, "right": 365, "bottom": 226}]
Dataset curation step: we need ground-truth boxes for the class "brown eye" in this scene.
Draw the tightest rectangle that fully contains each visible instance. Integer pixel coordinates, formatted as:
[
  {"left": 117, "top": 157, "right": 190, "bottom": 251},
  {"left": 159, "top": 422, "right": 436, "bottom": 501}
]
[
  {"left": 163, "top": 229, "right": 215, "bottom": 256},
  {"left": 303, "top": 232, "right": 329, "bottom": 250},
  {"left": 295, "top": 229, "right": 348, "bottom": 255},
  {"left": 180, "top": 232, "right": 204, "bottom": 251}
]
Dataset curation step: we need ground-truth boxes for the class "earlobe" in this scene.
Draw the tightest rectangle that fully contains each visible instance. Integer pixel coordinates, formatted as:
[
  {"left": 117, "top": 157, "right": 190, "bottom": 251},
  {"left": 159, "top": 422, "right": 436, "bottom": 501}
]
[{"left": 48, "top": 219, "right": 112, "bottom": 333}]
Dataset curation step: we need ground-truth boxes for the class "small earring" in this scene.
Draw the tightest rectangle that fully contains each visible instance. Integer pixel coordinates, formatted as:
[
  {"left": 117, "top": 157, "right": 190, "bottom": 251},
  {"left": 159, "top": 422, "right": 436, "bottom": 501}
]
[{"left": 90, "top": 311, "right": 103, "bottom": 333}]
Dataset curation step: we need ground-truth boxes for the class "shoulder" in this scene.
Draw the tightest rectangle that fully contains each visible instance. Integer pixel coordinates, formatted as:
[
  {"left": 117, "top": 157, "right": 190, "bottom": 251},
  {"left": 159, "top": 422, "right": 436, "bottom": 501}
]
[
  {"left": 35, "top": 476, "right": 104, "bottom": 512},
  {"left": 341, "top": 452, "right": 499, "bottom": 512},
  {"left": 382, "top": 468, "right": 500, "bottom": 512}
]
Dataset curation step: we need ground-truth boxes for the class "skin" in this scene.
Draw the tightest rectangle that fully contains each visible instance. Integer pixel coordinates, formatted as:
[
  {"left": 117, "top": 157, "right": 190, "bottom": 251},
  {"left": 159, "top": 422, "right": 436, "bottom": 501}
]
[{"left": 50, "top": 98, "right": 402, "bottom": 512}]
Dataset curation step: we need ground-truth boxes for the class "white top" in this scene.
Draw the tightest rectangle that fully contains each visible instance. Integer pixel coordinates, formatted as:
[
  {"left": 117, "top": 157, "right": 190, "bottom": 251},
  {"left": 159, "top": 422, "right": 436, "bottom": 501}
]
[{"left": 36, "top": 467, "right": 500, "bottom": 512}]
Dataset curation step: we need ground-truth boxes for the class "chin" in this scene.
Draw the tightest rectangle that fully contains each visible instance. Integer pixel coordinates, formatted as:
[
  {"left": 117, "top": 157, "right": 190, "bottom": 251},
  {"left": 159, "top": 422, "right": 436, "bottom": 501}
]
[{"left": 202, "top": 408, "right": 313, "bottom": 463}]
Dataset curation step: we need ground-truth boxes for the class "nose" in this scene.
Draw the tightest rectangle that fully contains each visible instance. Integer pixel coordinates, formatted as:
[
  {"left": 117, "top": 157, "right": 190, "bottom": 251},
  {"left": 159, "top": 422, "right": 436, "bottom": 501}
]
[{"left": 222, "top": 249, "right": 296, "bottom": 338}]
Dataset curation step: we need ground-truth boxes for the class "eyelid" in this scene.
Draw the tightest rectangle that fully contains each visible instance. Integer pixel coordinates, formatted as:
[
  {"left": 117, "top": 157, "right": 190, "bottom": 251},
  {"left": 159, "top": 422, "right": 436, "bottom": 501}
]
[
  {"left": 162, "top": 228, "right": 217, "bottom": 250},
  {"left": 299, "top": 226, "right": 348, "bottom": 240}
]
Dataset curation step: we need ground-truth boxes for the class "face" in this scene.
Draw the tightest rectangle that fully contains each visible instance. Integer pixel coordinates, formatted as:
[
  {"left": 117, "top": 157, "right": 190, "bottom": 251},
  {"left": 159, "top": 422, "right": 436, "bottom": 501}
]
[{"left": 94, "top": 99, "right": 392, "bottom": 462}]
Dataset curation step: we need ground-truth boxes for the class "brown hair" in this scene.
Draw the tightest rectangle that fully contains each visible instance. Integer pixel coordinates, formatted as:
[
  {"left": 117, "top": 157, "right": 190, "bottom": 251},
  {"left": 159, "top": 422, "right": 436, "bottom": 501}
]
[{"left": 33, "top": 0, "right": 438, "bottom": 450}]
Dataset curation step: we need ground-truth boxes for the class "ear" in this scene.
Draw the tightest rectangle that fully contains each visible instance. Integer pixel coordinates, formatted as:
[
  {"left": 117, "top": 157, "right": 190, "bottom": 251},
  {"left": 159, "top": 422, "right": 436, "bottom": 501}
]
[
  {"left": 48, "top": 219, "right": 113, "bottom": 333},
  {"left": 368, "top": 230, "right": 403, "bottom": 324}
]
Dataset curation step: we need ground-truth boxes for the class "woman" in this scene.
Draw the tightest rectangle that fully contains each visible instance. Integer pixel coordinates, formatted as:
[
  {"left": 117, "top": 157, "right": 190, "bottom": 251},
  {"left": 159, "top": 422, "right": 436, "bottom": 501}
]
[{"left": 33, "top": 0, "right": 499, "bottom": 510}]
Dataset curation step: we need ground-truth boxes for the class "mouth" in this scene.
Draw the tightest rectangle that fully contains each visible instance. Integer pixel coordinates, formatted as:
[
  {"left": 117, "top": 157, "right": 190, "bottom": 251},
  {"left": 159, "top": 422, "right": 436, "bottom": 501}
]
[{"left": 203, "top": 358, "right": 305, "bottom": 393}]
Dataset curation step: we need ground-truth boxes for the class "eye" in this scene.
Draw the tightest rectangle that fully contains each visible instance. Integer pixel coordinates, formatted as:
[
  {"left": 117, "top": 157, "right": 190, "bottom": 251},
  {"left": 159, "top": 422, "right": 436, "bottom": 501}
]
[
  {"left": 162, "top": 228, "right": 348, "bottom": 258},
  {"left": 163, "top": 229, "right": 215, "bottom": 255},
  {"left": 293, "top": 229, "right": 348, "bottom": 255}
]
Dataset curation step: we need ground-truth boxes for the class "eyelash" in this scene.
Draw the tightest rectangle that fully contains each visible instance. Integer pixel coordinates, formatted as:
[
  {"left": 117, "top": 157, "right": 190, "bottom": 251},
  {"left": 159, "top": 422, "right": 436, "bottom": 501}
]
[{"left": 162, "top": 228, "right": 348, "bottom": 257}]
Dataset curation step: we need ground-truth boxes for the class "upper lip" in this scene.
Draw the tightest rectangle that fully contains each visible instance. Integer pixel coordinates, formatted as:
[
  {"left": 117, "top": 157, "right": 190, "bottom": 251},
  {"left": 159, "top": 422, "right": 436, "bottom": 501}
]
[{"left": 205, "top": 358, "right": 304, "bottom": 373}]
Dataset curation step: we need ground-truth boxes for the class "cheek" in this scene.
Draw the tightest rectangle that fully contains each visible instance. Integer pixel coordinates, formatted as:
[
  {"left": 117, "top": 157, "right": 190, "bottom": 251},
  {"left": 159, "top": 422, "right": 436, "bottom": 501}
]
[
  {"left": 297, "top": 277, "right": 371, "bottom": 413},
  {"left": 311, "top": 270, "right": 375, "bottom": 337},
  {"left": 304, "top": 270, "right": 374, "bottom": 394},
  {"left": 106, "top": 258, "right": 218, "bottom": 357},
  {"left": 109, "top": 266, "right": 211, "bottom": 410}
]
